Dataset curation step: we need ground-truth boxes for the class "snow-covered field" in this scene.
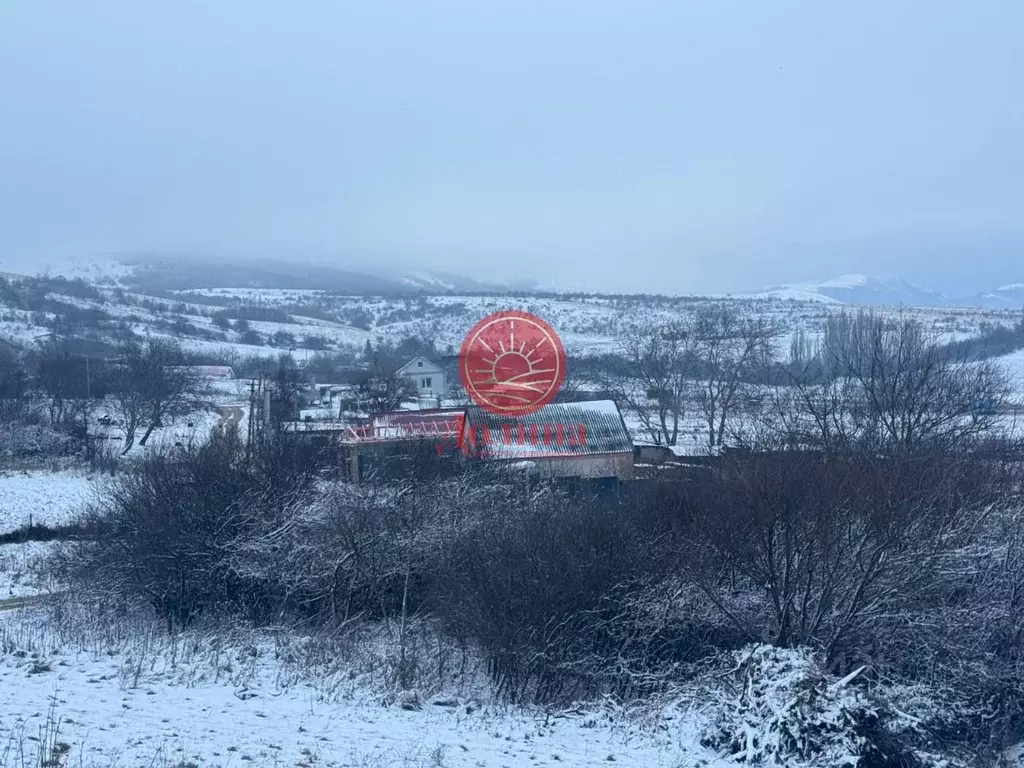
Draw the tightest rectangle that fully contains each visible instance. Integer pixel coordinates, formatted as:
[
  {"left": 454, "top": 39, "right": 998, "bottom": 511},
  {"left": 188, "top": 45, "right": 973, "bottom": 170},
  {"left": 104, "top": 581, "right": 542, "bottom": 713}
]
[
  {"left": 0, "top": 472, "right": 100, "bottom": 531},
  {"left": 2, "top": 600, "right": 1021, "bottom": 768},
  {"left": 0, "top": 407, "right": 238, "bottom": 536},
  {"left": 998, "top": 348, "right": 1024, "bottom": 397},
  {"left": 0, "top": 609, "right": 705, "bottom": 768}
]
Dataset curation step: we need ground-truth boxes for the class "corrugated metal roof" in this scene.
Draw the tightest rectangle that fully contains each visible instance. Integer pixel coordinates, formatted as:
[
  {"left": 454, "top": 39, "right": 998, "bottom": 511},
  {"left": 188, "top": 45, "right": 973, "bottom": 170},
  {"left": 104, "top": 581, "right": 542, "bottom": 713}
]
[{"left": 463, "top": 400, "right": 632, "bottom": 459}]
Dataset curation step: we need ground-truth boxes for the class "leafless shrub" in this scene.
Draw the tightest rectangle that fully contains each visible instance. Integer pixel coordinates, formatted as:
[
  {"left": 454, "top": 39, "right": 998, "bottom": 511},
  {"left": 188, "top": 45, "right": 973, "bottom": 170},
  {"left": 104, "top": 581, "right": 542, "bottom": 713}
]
[
  {"left": 678, "top": 447, "right": 1024, "bottom": 758},
  {"left": 52, "top": 426, "right": 326, "bottom": 629}
]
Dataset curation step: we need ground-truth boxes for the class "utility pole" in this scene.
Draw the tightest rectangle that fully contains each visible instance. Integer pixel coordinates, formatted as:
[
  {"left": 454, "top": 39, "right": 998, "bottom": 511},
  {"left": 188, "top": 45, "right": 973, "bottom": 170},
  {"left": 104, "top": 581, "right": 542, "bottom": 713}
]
[{"left": 84, "top": 353, "right": 91, "bottom": 460}]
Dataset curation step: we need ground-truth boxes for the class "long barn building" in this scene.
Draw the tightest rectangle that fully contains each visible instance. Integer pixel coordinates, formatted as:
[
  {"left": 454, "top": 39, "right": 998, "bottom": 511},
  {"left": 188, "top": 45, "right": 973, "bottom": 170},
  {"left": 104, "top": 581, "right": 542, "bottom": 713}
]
[{"left": 460, "top": 400, "right": 634, "bottom": 481}]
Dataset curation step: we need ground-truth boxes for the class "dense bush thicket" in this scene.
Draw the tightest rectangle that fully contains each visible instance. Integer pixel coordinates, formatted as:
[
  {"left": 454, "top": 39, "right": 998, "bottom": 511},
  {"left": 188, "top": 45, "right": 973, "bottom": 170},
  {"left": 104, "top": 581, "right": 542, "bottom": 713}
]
[
  {"left": 54, "top": 422, "right": 1024, "bottom": 764},
  {"left": 55, "top": 428, "right": 331, "bottom": 625}
]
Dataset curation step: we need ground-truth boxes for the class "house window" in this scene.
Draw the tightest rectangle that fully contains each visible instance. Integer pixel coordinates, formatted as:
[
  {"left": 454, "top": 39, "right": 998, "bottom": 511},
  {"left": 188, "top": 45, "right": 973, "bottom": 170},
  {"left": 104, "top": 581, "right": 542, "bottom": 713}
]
[
  {"left": 417, "top": 361, "right": 423, "bottom": 367},
  {"left": 421, "top": 377, "right": 432, "bottom": 388}
]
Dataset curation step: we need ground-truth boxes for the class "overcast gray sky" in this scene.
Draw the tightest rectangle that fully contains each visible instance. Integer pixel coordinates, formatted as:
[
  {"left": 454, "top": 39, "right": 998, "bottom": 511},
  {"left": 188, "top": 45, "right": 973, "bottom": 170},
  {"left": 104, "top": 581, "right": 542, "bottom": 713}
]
[{"left": 1, "top": 1, "right": 1022, "bottom": 294}]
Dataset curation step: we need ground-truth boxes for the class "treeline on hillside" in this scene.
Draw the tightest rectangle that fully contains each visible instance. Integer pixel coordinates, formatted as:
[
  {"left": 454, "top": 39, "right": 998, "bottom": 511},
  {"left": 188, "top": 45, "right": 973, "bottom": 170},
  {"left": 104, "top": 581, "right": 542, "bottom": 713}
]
[
  {"left": 48, "top": 311, "right": 1024, "bottom": 766},
  {"left": 0, "top": 275, "right": 126, "bottom": 337},
  {"left": 595, "top": 307, "right": 1016, "bottom": 452},
  {"left": 940, "top": 312, "right": 1024, "bottom": 360}
]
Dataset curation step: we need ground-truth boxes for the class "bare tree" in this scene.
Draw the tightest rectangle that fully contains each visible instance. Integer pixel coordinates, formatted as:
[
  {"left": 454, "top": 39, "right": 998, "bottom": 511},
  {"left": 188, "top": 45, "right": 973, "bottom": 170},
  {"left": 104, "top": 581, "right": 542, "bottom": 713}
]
[
  {"left": 755, "top": 330, "right": 855, "bottom": 453},
  {"left": 357, "top": 357, "right": 417, "bottom": 413},
  {"left": 602, "top": 319, "right": 695, "bottom": 446},
  {"left": 0, "top": 341, "right": 28, "bottom": 423},
  {"left": 270, "top": 353, "right": 303, "bottom": 422},
  {"left": 690, "top": 306, "right": 775, "bottom": 451},
  {"left": 829, "top": 311, "right": 1008, "bottom": 452},
  {"left": 554, "top": 353, "right": 587, "bottom": 403},
  {"left": 33, "top": 336, "right": 93, "bottom": 426},
  {"left": 769, "top": 311, "right": 1011, "bottom": 454},
  {"left": 111, "top": 340, "right": 207, "bottom": 453}
]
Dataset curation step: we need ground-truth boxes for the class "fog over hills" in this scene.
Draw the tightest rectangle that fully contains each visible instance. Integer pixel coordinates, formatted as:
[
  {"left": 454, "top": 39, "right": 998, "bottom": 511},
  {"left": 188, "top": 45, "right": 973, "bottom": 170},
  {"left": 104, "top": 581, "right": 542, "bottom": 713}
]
[
  {"left": 2, "top": 252, "right": 1021, "bottom": 310},
  {"left": 1, "top": 253, "right": 538, "bottom": 296}
]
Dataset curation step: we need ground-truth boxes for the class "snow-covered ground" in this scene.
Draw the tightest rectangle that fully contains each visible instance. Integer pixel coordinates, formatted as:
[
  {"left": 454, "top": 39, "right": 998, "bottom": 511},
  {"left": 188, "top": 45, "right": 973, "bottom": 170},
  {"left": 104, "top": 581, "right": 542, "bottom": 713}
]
[
  {"left": 2, "top": 599, "right": 1016, "bottom": 768},
  {"left": 0, "top": 407, "right": 236, "bottom": 535},
  {"left": 0, "top": 608, "right": 706, "bottom": 768},
  {"left": 997, "top": 348, "right": 1024, "bottom": 397},
  {"left": 0, "top": 541, "right": 56, "bottom": 599},
  {"left": 0, "top": 472, "right": 100, "bottom": 531}
]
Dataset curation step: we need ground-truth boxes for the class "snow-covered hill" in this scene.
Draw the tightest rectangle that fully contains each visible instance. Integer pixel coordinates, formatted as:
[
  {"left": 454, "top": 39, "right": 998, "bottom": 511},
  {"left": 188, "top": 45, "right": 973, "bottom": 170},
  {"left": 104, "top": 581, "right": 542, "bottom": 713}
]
[
  {"left": 394, "top": 268, "right": 538, "bottom": 293},
  {"left": 738, "top": 273, "right": 1024, "bottom": 310},
  {"left": 1, "top": 254, "right": 135, "bottom": 285},
  {"left": 973, "top": 283, "right": 1024, "bottom": 309},
  {"left": 745, "top": 274, "right": 950, "bottom": 308},
  {"left": 1, "top": 253, "right": 540, "bottom": 296}
]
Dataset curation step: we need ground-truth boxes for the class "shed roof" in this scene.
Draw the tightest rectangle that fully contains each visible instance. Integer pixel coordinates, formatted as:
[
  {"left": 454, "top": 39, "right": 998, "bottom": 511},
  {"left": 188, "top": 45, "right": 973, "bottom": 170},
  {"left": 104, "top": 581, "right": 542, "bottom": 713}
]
[{"left": 463, "top": 400, "right": 633, "bottom": 459}]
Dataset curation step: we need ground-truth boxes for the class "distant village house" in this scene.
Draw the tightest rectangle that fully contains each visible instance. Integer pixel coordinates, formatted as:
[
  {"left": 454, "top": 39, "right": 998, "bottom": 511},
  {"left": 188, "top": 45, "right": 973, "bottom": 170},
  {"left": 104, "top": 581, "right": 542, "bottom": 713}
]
[{"left": 396, "top": 356, "right": 447, "bottom": 399}]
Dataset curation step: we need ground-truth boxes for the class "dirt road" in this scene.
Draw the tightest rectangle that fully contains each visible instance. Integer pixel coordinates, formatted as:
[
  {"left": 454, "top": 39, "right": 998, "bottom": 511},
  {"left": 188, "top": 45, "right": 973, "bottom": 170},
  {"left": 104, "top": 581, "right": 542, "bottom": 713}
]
[{"left": 0, "top": 595, "right": 45, "bottom": 612}]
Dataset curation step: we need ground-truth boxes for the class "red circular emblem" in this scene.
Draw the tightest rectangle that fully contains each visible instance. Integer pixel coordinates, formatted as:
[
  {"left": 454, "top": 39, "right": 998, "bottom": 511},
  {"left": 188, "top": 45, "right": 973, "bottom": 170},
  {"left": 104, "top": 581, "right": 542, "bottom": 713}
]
[{"left": 459, "top": 310, "right": 567, "bottom": 416}]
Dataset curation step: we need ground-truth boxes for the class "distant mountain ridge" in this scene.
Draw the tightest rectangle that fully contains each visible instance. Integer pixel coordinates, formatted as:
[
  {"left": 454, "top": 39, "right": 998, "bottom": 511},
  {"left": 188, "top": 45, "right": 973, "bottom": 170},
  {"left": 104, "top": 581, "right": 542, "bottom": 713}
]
[
  {"left": 743, "top": 273, "right": 1024, "bottom": 310},
  {"left": 389, "top": 268, "right": 538, "bottom": 293},
  {"left": 4, "top": 254, "right": 1021, "bottom": 308},
  {"left": 972, "top": 283, "right": 1024, "bottom": 310},
  {"left": 4, "top": 254, "right": 537, "bottom": 296},
  {"left": 755, "top": 274, "right": 948, "bottom": 307}
]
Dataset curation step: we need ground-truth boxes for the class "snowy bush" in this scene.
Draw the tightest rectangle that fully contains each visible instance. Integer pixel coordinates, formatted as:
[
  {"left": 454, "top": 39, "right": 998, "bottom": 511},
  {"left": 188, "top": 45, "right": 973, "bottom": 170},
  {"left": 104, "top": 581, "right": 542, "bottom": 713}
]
[
  {"left": 700, "top": 644, "right": 960, "bottom": 768},
  {"left": 0, "top": 423, "right": 79, "bottom": 462}
]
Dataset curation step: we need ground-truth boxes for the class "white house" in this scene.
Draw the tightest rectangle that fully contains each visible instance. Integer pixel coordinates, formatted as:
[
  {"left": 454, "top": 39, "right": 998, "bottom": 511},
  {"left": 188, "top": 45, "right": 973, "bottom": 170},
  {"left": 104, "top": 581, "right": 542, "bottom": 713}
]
[{"left": 396, "top": 356, "right": 447, "bottom": 400}]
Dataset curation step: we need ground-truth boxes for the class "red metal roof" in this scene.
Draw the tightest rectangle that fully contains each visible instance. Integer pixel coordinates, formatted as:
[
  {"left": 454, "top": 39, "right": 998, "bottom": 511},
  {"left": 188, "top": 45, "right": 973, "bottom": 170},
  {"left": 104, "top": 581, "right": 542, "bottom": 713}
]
[{"left": 342, "top": 409, "right": 465, "bottom": 444}]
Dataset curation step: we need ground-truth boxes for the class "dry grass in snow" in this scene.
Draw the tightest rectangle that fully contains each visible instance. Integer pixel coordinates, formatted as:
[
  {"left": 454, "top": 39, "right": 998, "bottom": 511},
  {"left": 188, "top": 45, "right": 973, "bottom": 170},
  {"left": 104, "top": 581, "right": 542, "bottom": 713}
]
[{"left": 0, "top": 603, "right": 705, "bottom": 768}]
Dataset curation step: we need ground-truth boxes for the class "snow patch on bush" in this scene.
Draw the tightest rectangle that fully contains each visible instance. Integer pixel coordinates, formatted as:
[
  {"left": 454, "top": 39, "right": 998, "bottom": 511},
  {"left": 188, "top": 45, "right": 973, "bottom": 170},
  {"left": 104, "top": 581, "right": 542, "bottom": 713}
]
[
  {"left": 0, "top": 424, "right": 78, "bottom": 461},
  {"left": 699, "top": 644, "right": 962, "bottom": 768}
]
